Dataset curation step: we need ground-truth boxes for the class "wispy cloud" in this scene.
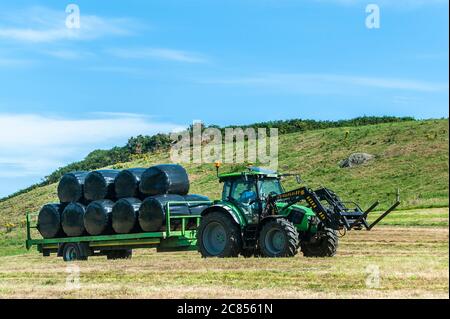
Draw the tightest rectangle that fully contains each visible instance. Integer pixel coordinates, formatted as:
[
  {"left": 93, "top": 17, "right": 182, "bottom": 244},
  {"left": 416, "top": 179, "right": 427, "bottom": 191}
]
[
  {"left": 0, "top": 112, "right": 184, "bottom": 180},
  {"left": 202, "top": 73, "right": 449, "bottom": 94},
  {"left": 108, "top": 47, "right": 208, "bottom": 63},
  {"left": 0, "top": 6, "right": 136, "bottom": 43}
]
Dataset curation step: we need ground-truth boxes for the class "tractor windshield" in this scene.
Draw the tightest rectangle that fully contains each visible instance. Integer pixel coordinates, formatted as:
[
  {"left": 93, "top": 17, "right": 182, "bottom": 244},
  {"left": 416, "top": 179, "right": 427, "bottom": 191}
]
[{"left": 258, "top": 178, "right": 284, "bottom": 198}]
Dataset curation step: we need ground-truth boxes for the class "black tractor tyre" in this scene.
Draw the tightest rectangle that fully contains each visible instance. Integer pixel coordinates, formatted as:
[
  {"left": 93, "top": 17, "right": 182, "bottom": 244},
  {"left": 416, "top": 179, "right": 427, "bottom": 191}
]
[
  {"left": 197, "top": 212, "right": 242, "bottom": 258},
  {"left": 107, "top": 249, "right": 132, "bottom": 260},
  {"left": 300, "top": 228, "right": 338, "bottom": 257},
  {"left": 259, "top": 219, "right": 299, "bottom": 258},
  {"left": 62, "top": 243, "right": 88, "bottom": 262}
]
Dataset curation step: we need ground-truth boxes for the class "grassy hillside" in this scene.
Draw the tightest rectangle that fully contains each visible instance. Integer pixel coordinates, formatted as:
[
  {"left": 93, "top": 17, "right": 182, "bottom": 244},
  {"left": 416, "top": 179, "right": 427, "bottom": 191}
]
[{"left": 0, "top": 119, "right": 448, "bottom": 256}]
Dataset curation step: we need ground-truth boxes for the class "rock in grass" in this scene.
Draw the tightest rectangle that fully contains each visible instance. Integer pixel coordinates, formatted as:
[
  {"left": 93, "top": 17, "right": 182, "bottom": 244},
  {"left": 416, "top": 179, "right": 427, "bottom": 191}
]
[{"left": 339, "top": 153, "right": 374, "bottom": 168}]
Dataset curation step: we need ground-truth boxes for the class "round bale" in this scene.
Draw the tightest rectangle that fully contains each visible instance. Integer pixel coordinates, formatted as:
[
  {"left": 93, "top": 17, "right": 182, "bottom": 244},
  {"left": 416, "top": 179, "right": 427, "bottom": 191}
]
[
  {"left": 84, "top": 200, "right": 114, "bottom": 235},
  {"left": 62, "top": 202, "right": 87, "bottom": 237},
  {"left": 57, "top": 171, "right": 88, "bottom": 203},
  {"left": 112, "top": 198, "right": 142, "bottom": 234},
  {"left": 37, "top": 203, "right": 65, "bottom": 239},
  {"left": 139, "top": 164, "right": 189, "bottom": 196},
  {"left": 139, "top": 194, "right": 190, "bottom": 232},
  {"left": 114, "top": 168, "right": 146, "bottom": 199},
  {"left": 84, "top": 169, "right": 120, "bottom": 201}
]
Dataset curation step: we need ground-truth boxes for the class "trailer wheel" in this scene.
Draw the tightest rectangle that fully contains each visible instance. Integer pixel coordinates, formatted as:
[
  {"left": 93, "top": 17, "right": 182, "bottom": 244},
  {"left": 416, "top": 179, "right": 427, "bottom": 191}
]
[
  {"left": 259, "top": 219, "right": 299, "bottom": 257},
  {"left": 62, "top": 243, "right": 88, "bottom": 262},
  {"left": 107, "top": 250, "right": 132, "bottom": 260},
  {"left": 300, "top": 228, "right": 338, "bottom": 257},
  {"left": 197, "top": 212, "right": 242, "bottom": 257}
]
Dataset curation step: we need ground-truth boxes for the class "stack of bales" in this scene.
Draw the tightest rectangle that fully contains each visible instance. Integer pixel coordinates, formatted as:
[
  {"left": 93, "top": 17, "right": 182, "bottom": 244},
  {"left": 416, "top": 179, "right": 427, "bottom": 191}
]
[{"left": 37, "top": 164, "right": 210, "bottom": 239}]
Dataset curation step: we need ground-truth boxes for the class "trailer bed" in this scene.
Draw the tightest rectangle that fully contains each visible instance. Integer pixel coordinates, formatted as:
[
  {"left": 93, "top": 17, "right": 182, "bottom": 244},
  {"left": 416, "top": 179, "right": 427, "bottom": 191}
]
[{"left": 25, "top": 200, "right": 211, "bottom": 261}]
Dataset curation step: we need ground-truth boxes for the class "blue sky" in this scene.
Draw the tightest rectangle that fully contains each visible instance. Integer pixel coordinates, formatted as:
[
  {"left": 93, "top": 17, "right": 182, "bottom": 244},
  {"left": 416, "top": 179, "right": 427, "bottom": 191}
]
[{"left": 0, "top": 0, "right": 448, "bottom": 197}]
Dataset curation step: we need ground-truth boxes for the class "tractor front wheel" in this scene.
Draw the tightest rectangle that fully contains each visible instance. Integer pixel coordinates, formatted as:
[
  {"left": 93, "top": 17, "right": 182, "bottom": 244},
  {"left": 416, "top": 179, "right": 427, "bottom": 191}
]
[
  {"left": 300, "top": 228, "right": 338, "bottom": 257},
  {"left": 259, "top": 219, "right": 299, "bottom": 257},
  {"left": 197, "top": 212, "right": 242, "bottom": 257}
]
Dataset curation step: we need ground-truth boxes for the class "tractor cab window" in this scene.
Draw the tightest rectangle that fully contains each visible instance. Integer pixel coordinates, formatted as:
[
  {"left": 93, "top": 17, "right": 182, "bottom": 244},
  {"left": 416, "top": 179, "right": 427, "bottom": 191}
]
[
  {"left": 230, "top": 179, "right": 257, "bottom": 204},
  {"left": 258, "top": 178, "right": 284, "bottom": 199},
  {"left": 222, "top": 181, "right": 232, "bottom": 201}
]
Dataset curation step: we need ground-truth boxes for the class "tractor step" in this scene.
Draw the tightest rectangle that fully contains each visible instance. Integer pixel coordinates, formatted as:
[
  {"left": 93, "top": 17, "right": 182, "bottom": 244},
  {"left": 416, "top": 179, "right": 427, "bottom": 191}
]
[{"left": 243, "top": 225, "right": 258, "bottom": 248}]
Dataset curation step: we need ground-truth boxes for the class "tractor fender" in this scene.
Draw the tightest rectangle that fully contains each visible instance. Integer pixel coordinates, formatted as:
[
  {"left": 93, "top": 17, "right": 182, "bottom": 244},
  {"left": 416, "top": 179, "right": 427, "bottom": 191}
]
[
  {"left": 201, "top": 204, "right": 247, "bottom": 227},
  {"left": 259, "top": 215, "right": 287, "bottom": 229}
]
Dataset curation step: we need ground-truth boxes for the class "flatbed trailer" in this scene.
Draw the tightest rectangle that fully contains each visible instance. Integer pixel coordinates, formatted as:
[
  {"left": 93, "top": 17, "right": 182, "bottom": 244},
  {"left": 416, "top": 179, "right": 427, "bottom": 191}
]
[{"left": 25, "top": 201, "right": 211, "bottom": 261}]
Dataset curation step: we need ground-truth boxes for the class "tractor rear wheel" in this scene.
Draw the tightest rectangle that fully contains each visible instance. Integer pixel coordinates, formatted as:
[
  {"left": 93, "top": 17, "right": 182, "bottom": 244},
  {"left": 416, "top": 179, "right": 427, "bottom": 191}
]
[
  {"left": 197, "top": 212, "right": 242, "bottom": 257},
  {"left": 300, "top": 228, "right": 338, "bottom": 257},
  {"left": 259, "top": 219, "right": 299, "bottom": 257}
]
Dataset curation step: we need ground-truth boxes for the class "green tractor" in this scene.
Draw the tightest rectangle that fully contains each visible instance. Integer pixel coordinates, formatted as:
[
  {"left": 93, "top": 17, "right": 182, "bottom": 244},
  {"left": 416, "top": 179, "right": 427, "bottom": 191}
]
[{"left": 197, "top": 166, "right": 400, "bottom": 258}]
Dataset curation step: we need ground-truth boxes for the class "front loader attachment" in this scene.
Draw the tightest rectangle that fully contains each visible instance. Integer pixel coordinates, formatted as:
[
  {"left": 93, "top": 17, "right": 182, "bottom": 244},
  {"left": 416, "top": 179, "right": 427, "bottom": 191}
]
[
  {"left": 343, "top": 199, "right": 400, "bottom": 230},
  {"left": 270, "top": 186, "right": 400, "bottom": 232},
  {"left": 319, "top": 188, "right": 401, "bottom": 231}
]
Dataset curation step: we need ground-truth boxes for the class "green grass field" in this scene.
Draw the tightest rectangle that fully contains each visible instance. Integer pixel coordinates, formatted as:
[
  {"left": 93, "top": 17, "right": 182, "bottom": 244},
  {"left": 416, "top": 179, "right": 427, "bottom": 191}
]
[
  {"left": 0, "top": 119, "right": 448, "bottom": 298},
  {"left": 0, "top": 224, "right": 447, "bottom": 298}
]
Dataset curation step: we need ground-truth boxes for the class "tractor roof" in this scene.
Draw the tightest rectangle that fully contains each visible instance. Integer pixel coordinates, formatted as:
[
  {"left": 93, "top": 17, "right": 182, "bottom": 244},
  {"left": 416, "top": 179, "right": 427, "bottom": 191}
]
[{"left": 218, "top": 166, "right": 279, "bottom": 181}]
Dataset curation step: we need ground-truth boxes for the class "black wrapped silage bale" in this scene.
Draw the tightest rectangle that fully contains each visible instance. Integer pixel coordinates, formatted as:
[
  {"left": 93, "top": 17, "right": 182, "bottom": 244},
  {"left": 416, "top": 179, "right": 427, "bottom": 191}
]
[
  {"left": 37, "top": 203, "right": 65, "bottom": 239},
  {"left": 183, "top": 194, "right": 211, "bottom": 215},
  {"left": 84, "top": 200, "right": 114, "bottom": 235},
  {"left": 112, "top": 198, "right": 142, "bottom": 234},
  {"left": 139, "top": 194, "right": 190, "bottom": 232},
  {"left": 114, "top": 168, "right": 146, "bottom": 199},
  {"left": 57, "top": 171, "right": 88, "bottom": 203},
  {"left": 84, "top": 169, "right": 120, "bottom": 201},
  {"left": 61, "top": 202, "right": 87, "bottom": 237},
  {"left": 139, "top": 164, "right": 189, "bottom": 196}
]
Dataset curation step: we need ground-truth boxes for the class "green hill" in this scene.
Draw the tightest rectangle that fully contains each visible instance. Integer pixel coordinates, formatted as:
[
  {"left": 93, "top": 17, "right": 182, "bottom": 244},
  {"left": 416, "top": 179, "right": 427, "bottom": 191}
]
[{"left": 0, "top": 118, "right": 448, "bottom": 256}]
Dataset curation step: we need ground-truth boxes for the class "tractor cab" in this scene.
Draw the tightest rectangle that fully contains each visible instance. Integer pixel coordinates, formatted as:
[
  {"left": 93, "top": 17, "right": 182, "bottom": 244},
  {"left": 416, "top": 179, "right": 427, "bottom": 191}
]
[{"left": 218, "top": 167, "right": 285, "bottom": 223}]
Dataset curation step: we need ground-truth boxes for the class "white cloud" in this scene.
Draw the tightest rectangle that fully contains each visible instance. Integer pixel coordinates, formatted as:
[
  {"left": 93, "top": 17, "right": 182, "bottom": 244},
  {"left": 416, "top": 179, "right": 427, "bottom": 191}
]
[
  {"left": 202, "top": 73, "right": 449, "bottom": 94},
  {"left": 0, "top": 113, "right": 185, "bottom": 179},
  {"left": 108, "top": 47, "right": 208, "bottom": 63},
  {"left": 0, "top": 6, "right": 136, "bottom": 43}
]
